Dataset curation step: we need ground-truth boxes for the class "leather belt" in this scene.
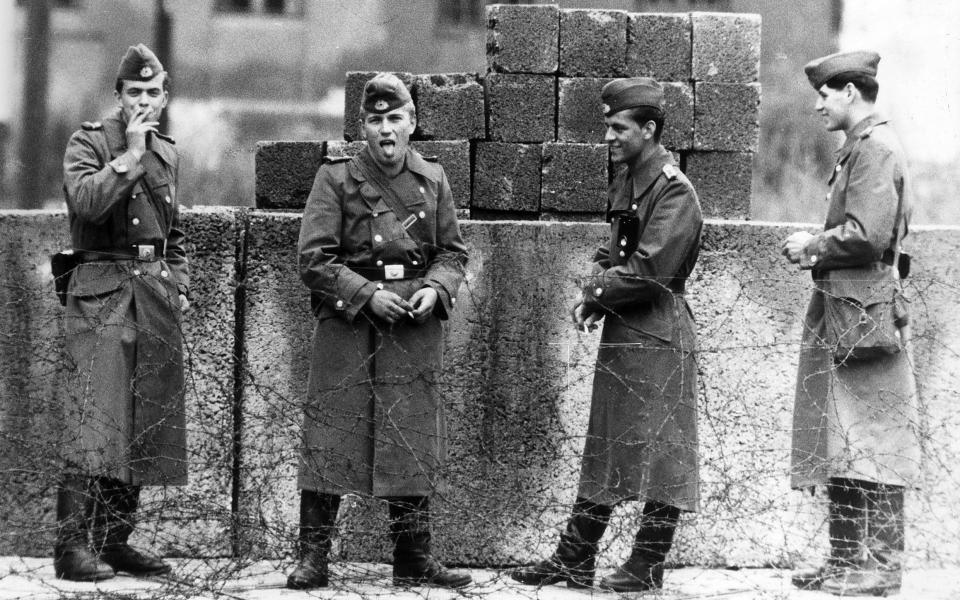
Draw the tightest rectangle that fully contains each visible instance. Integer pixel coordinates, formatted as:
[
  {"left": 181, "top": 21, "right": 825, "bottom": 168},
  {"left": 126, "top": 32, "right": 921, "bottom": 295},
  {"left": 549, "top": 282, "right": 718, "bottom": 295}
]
[
  {"left": 353, "top": 264, "right": 423, "bottom": 281},
  {"left": 78, "top": 241, "right": 166, "bottom": 263}
]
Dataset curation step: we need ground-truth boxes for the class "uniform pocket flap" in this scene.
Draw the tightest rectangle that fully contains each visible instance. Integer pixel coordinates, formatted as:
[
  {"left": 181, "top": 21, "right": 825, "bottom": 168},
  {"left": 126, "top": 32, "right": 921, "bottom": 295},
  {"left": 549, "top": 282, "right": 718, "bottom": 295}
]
[
  {"left": 824, "top": 266, "right": 897, "bottom": 306},
  {"left": 70, "top": 263, "right": 126, "bottom": 297}
]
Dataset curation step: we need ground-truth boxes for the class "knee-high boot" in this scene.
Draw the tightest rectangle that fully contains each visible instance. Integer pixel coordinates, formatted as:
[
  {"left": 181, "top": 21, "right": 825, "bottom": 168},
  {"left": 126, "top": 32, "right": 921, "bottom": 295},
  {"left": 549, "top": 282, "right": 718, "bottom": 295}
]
[
  {"left": 53, "top": 476, "right": 115, "bottom": 581},
  {"left": 388, "top": 496, "right": 472, "bottom": 588},
  {"left": 511, "top": 497, "right": 613, "bottom": 589},
  {"left": 286, "top": 490, "right": 340, "bottom": 589},
  {"left": 599, "top": 500, "right": 680, "bottom": 592},
  {"left": 90, "top": 477, "right": 170, "bottom": 576}
]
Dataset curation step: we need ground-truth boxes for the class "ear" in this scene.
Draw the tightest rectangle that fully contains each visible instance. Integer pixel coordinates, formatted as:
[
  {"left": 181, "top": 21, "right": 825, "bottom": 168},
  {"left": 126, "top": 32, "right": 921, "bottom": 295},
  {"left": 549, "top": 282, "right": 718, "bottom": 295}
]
[
  {"left": 642, "top": 120, "right": 657, "bottom": 140},
  {"left": 844, "top": 82, "right": 859, "bottom": 103},
  {"left": 113, "top": 89, "right": 122, "bottom": 106}
]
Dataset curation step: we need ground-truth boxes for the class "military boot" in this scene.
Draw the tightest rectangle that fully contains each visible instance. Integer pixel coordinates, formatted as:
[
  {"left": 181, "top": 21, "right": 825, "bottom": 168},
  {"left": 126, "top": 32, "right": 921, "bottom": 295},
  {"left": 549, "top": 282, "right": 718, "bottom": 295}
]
[
  {"left": 793, "top": 479, "right": 867, "bottom": 590},
  {"left": 821, "top": 483, "right": 904, "bottom": 597},
  {"left": 511, "top": 498, "right": 612, "bottom": 588},
  {"left": 91, "top": 478, "right": 170, "bottom": 576},
  {"left": 286, "top": 491, "right": 340, "bottom": 589},
  {"left": 599, "top": 501, "right": 680, "bottom": 592},
  {"left": 388, "top": 497, "right": 472, "bottom": 588},
  {"left": 53, "top": 476, "right": 115, "bottom": 581}
]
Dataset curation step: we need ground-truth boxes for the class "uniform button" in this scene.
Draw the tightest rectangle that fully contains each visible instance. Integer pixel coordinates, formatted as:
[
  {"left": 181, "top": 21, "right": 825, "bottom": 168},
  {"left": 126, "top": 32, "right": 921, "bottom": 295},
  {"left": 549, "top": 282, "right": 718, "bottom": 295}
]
[
  {"left": 132, "top": 217, "right": 140, "bottom": 225},
  {"left": 418, "top": 211, "right": 426, "bottom": 219},
  {"left": 160, "top": 270, "right": 169, "bottom": 278},
  {"left": 131, "top": 194, "right": 137, "bottom": 200},
  {"left": 451, "top": 297, "right": 456, "bottom": 305},
  {"left": 419, "top": 186, "right": 425, "bottom": 194},
  {"left": 631, "top": 204, "right": 637, "bottom": 210},
  {"left": 165, "top": 195, "right": 171, "bottom": 204},
  {"left": 376, "top": 283, "right": 384, "bottom": 290},
  {"left": 619, "top": 237, "right": 627, "bottom": 247},
  {"left": 810, "top": 255, "right": 818, "bottom": 264},
  {"left": 826, "top": 193, "right": 832, "bottom": 201},
  {"left": 411, "top": 260, "right": 419, "bottom": 266},
  {"left": 374, "top": 234, "right": 383, "bottom": 243},
  {"left": 835, "top": 164, "right": 842, "bottom": 172},
  {"left": 132, "top": 269, "right": 141, "bottom": 276},
  {"left": 594, "top": 287, "right": 603, "bottom": 297},
  {"left": 372, "top": 212, "right": 379, "bottom": 218},
  {"left": 376, "top": 260, "right": 384, "bottom": 267},
  {"left": 335, "top": 300, "right": 344, "bottom": 308},
  {"left": 619, "top": 251, "right": 626, "bottom": 257}
]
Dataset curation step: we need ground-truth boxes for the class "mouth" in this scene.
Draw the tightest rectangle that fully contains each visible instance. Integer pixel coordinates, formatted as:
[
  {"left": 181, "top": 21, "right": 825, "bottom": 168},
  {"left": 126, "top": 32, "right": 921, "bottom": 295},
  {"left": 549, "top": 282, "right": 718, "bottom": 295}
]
[{"left": 379, "top": 140, "right": 396, "bottom": 151}]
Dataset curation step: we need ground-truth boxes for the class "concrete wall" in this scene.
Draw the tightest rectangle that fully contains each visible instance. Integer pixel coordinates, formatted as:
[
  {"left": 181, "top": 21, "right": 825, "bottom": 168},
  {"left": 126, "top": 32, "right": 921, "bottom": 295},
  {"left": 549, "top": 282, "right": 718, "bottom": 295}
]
[{"left": 1, "top": 209, "right": 959, "bottom": 569}]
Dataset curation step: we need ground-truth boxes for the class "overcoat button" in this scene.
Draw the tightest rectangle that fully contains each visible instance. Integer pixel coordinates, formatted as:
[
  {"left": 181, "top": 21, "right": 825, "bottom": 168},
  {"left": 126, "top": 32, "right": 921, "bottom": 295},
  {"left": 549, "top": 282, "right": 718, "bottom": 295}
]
[
  {"left": 133, "top": 269, "right": 141, "bottom": 276},
  {"left": 594, "top": 287, "right": 603, "bottom": 297},
  {"left": 160, "top": 270, "right": 169, "bottom": 278},
  {"left": 165, "top": 195, "right": 171, "bottom": 204},
  {"left": 376, "top": 260, "right": 384, "bottom": 267},
  {"left": 374, "top": 234, "right": 383, "bottom": 243},
  {"left": 132, "top": 217, "right": 140, "bottom": 225},
  {"left": 419, "top": 211, "right": 426, "bottom": 219}
]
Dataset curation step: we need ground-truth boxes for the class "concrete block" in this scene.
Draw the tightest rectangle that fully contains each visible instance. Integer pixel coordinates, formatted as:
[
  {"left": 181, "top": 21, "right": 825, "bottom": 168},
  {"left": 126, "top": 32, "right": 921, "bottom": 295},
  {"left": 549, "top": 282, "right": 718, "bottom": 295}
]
[
  {"left": 473, "top": 142, "right": 541, "bottom": 213},
  {"left": 486, "top": 3, "right": 559, "bottom": 74},
  {"left": 324, "top": 140, "right": 367, "bottom": 159},
  {"left": 559, "top": 9, "right": 628, "bottom": 77},
  {"left": 412, "top": 73, "right": 485, "bottom": 141},
  {"left": 255, "top": 141, "right": 325, "bottom": 210},
  {"left": 558, "top": 77, "right": 611, "bottom": 143},
  {"left": 691, "top": 12, "right": 761, "bottom": 83},
  {"left": 541, "top": 143, "right": 608, "bottom": 214},
  {"left": 411, "top": 140, "right": 472, "bottom": 209},
  {"left": 663, "top": 81, "right": 695, "bottom": 151},
  {"left": 485, "top": 73, "right": 555, "bottom": 143},
  {"left": 694, "top": 82, "right": 760, "bottom": 152},
  {"left": 343, "top": 71, "right": 415, "bottom": 141},
  {"left": 684, "top": 151, "right": 753, "bottom": 219},
  {"left": 625, "top": 12, "right": 692, "bottom": 81},
  {"left": 0, "top": 208, "right": 243, "bottom": 558}
]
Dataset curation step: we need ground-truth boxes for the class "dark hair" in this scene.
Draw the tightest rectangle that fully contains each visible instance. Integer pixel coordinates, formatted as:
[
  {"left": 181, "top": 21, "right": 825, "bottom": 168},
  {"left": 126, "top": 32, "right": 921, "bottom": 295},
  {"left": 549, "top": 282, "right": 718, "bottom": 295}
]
[
  {"left": 823, "top": 72, "right": 879, "bottom": 103},
  {"left": 624, "top": 106, "right": 665, "bottom": 142},
  {"left": 115, "top": 71, "right": 170, "bottom": 94}
]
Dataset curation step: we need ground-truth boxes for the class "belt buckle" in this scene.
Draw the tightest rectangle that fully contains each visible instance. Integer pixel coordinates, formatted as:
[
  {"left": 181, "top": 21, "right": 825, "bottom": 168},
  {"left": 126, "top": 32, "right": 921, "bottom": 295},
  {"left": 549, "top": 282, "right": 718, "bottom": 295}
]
[
  {"left": 136, "top": 244, "right": 156, "bottom": 260},
  {"left": 384, "top": 264, "right": 404, "bottom": 280}
]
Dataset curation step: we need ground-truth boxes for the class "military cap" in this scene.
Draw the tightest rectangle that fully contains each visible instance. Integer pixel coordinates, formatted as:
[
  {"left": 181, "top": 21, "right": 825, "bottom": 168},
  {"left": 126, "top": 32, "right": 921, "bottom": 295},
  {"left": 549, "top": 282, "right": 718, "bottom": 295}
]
[
  {"left": 601, "top": 77, "right": 665, "bottom": 117},
  {"left": 362, "top": 73, "right": 413, "bottom": 114},
  {"left": 117, "top": 43, "right": 164, "bottom": 81},
  {"left": 804, "top": 50, "right": 880, "bottom": 89}
]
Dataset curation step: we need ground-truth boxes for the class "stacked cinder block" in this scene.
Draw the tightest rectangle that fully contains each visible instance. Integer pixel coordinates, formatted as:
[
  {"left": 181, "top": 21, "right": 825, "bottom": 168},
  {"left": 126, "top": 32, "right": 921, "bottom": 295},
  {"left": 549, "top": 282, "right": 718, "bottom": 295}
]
[{"left": 254, "top": 5, "right": 760, "bottom": 221}]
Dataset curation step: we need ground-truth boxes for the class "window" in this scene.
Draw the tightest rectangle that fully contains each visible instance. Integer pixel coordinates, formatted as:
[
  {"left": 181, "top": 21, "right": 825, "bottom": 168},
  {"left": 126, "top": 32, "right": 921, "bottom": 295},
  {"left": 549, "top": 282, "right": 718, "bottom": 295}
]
[
  {"left": 214, "top": 0, "right": 303, "bottom": 17},
  {"left": 437, "top": 0, "right": 487, "bottom": 28}
]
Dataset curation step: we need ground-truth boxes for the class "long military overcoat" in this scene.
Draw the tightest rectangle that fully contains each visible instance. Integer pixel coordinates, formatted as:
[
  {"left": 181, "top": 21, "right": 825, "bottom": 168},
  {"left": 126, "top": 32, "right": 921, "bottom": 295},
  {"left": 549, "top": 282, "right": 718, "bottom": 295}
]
[
  {"left": 791, "top": 115, "right": 920, "bottom": 489},
  {"left": 62, "top": 108, "right": 189, "bottom": 486},
  {"left": 578, "top": 146, "right": 703, "bottom": 511},
  {"left": 297, "top": 148, "right": 467, "bottom": 497}
]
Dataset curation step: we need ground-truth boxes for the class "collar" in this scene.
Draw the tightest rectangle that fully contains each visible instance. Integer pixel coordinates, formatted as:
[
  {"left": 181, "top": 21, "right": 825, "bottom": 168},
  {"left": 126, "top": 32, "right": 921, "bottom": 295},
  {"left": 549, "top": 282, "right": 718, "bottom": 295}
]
[
  {"left": 837, "top": 113, "right": 887, "bottom": 161},
  {"left": 102, "top": 108, "right": 176, "bottom": 166},
  {"left": 630, "top": 145, "right": 675, "bottom": 198},
  {"left": 352, "top": 146, "right": 441, "bottom": 183}
]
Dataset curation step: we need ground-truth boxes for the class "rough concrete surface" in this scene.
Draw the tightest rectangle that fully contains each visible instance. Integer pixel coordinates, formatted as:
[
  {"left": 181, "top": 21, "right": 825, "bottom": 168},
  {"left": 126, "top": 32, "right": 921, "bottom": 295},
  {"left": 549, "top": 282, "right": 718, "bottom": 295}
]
[
  {"left": 626, "top": 12, "right": 692, "bottom": 82},
  {"left": 691, "top": 12, "right": 762, "bottom": 83},
  {"left": 559, "top": 9, "right": 628, "bottom": 77},
  {"left": 540, "top": 143, "right": 608, "bottom": 214},
  {"left": 255, "top": 141, "right": 325, "bottom": 210},
  {"left": 694, "top": 82, "right": 761, "bottom": 151},
  {"left": 485, "top": 3, "right": 559, "bottom": 74},
  {"left": 684, "top": 151, "right": 754, "bottom": 219},
  {"left": 0, "top": 208, "right": 244, "bottom": 558},
  {"left": 412, "top": 73, "right": 485, "bottom": 141},
  {"left": 663, "top": 81, "right": 695, "bottom": 151},
  {"left": 485, "top": 73, "right": 556, "bottom": 143},
  {"left": 557, "top": 77, "right": 612, "bottom": 144},
  {"left": 473, "top": 142, "right": 542, "bottom": 213}
]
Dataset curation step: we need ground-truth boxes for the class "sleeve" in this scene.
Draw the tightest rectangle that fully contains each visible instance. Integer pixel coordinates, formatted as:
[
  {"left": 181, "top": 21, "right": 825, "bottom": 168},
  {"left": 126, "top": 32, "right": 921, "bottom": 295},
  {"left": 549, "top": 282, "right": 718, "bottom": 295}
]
[
  {"left": 298, "top": 165, "right": 377, "bottom": 322},
  {"left": 62, "top": 130, "right": 145, "bottom": 224},
  {"left": 422, "top": 170, "right": 468, "bottom": 320},
  {"left": 165, "top": 156, "right": 189, "bottom": 297},
  {"left": 582, "top": 181, "right": 701, "bottom": 312},
  {"left": 800, "top": 143, "right": 900, "bottom": 270}
]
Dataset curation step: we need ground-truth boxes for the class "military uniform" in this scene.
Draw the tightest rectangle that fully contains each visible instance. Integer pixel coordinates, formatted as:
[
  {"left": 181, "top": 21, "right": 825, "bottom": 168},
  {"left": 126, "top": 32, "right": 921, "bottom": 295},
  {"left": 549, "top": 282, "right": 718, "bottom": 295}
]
[
  {"left": 578, "top": 149, "right": 702, "bottom": 510},
  {"left": 297, "top": 147, "right": 466, "bottom": 495}
]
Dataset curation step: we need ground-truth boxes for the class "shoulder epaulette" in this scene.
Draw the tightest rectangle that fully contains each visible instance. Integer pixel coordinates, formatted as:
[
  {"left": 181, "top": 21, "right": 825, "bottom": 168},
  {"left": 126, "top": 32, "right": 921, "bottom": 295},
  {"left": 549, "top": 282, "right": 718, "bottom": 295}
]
[
  {"left": 421, "top": 155, "right": 439, "bottom": 163},
  {"left": 662, "top": 164, "right": 679, "bottom": 180},
  {"left": 154, "top": 131, "right": 175, "bottom": 145},
  {"left": 323, "top": 155, "right": 352, "bottom": 164},
  {"left": 81, "top": 121, "right": 102, "bottom": 131}
]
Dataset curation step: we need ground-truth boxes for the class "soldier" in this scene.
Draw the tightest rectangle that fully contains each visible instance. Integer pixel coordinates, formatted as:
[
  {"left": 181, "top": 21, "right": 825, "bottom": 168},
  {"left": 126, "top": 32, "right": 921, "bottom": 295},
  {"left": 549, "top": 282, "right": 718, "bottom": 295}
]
[
  {"left": 56, "top": 44, "right": 188, "bottom": 581},
  {"left": 511, "top": 78, "right": 703, "bottom": 592},
  {"left": 288, "top": 73, "right": 471, "bottom": 590},
  {"left": 782, "top": 51, "right": 919, "bottom": 597}
]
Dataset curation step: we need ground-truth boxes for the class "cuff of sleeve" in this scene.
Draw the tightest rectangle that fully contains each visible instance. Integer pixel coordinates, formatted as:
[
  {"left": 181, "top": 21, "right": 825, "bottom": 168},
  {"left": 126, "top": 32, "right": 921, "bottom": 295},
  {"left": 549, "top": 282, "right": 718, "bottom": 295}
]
[
  {"left": 799, "top": 236, "right": 822, "bottom": 269},
  {"left": 424, "top": 280, "right": 452, "bottom": 320},
  {"left": 176, "top": 283, "right": 189, "bottom": 300},
  {"left": 108, "top": 151, "right": 144, "bottom": 178},
  {"left": 341, "top": 281, "right": 378, "bottom": 323}
]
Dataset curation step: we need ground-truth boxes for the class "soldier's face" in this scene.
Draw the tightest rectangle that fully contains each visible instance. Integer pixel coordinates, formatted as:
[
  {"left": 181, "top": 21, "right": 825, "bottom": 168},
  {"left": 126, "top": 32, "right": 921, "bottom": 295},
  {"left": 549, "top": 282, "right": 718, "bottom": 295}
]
[
  {"left": 604, "top": 111, "right": 654, "bottom": 166},
  {"left": 114, "top": 73, "right": 168, "bottom": 124},
  {"left": 362, "top": 108, "right": 415, "bottom": 169},
  {"left": 815, "top": 83, "right": 850, "bottom": 132}
]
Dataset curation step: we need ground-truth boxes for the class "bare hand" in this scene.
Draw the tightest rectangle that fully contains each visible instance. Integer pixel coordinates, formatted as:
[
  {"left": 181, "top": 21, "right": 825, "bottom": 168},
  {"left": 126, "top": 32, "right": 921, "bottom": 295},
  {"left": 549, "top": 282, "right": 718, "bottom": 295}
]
[
  {"left": 571, "top": 301, "right": 602, "bottom": 332},
  {"left": 408, "top": 286, "right": 438, "bottom": 324},
  {"left": 781, "top": 231, "right": 814, "bottom": 264},
  {"left": 179, "top": 294, "right": 190, "bottom": 313},
  {"left": 367, "top": 290, "right": 414, "bottom": 324},
  {"left": 125, "top": 108, "right": 159, "bottom": 160}
]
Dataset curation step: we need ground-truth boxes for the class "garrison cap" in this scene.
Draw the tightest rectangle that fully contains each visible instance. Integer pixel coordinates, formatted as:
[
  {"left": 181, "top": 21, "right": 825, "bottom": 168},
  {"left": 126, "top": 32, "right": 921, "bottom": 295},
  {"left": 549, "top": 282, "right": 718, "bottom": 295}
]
[
  {"left": 804, "top": 50, "right": 880, "bottom": 89},
  {"left": 117, "top": 43, "right": 164, "bottom": 81},
  {"left": 362, "top": 73, "right": 413, "bottom": 114},
  {"left": 601, "top": 77, "right": 665, "bottom": 117}
]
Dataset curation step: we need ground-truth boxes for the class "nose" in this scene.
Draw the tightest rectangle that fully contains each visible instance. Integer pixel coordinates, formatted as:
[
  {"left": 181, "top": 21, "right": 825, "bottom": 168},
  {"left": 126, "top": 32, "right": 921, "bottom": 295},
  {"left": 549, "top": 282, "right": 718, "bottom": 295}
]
[
  {"left": 814, "top": 97, "right": 823, "bottom": 112},
  {"left": 603, "top": 126, "right": 615, "bottom": 143}
]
